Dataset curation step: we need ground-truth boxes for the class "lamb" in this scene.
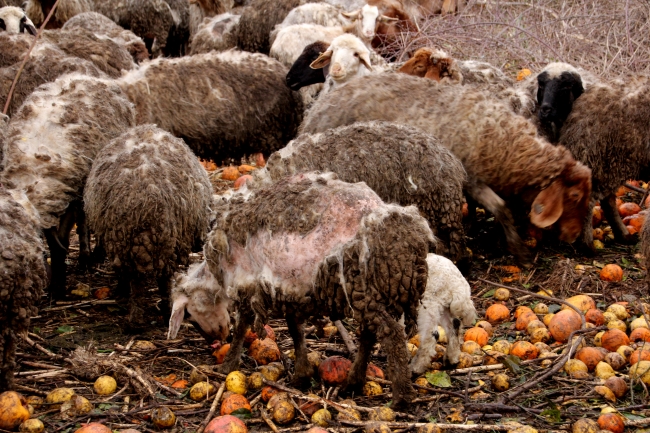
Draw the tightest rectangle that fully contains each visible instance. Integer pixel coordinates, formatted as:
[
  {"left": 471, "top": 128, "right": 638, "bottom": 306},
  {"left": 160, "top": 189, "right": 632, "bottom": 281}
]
[
  {"left": 115, "top": 50, "right": 304, "bottom": 163},
  {"left": 84, "top": 125, "right": 213, "bottom": 326},
  {"left": 301, "top": 73, "right": 593, "bottom": 266},
  {"left": 189, "top": 12, "right": 240, "bottom": 54},
  {"left": 254, "top": 121, "right": 469, "bottom": 265},
  {"left": 1, "top": 73, "right": 136, "bottom": 300},
  {"left": 169, "top": 171, "right": 434, "bottom": 407},
  {"left": 0, "top": 187, "right": 48, "bottom": 391},
  {"left": 409, "top": 254, "right": 476, "bottom": 374},
  {"left": 0, "top": 6, "right": 37, "bottom": 34},
  {"left": 62, "top": 12, "right": 149, "bottom": 63},
  {"left": 25, "top": 0, "right": 92, "bottom": 28}
]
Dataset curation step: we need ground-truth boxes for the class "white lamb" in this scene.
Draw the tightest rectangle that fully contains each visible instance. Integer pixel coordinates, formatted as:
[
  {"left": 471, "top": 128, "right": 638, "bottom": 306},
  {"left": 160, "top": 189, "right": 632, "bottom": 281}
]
[{"left": 409, "top": 253, "right": 477, "bottom": 375}]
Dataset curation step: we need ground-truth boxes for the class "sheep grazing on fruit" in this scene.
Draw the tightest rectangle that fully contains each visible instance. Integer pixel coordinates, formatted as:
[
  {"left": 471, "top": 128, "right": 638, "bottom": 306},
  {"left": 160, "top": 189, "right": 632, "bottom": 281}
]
[
  {"left": 84, "top": 125, "right": 213, "bottom": 326},
  {"left": 0, "top": 187, "right": 47, "bottom": 391},
  {"left": 409, "top": 254, "right": 476, "bottom": 374},
  {"left": 1, "top": 74, "right": 135, "bottom": 300},
  {"left": 301, "top": 73, "right": 593, "bottom": 266},
  {"left": 254, "top": 121, "right": 468, "bottom": 265},
  {"left": 169, "top": 172, "right": 434, "bottom": 407}
]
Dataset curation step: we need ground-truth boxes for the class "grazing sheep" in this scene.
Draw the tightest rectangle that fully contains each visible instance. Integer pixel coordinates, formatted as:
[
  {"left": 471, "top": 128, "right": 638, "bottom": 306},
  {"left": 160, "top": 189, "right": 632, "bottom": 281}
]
[
  {"left": 25, "top": 0, "right": 92, "bottom": 28},
  {"left": 1, "top": 73, "right": 136, "bottom": 300},
  {"left": 235, "top": 0, "right": 304, "bottom": 54},
  {"left": 84, "top": 125, "right": 213, "bottom": 326},
  {"left": 301, "top": 74, "right": 593, "bottom": 266},
  {"left": 0, "top": 187, "right": 47, "bottom": 391},
  {"left": 169, "top": 172, "right": 434, "bottom": 407},
  {"left": 189, "top": 0, "right": 234, "bottom": 38},
  {"left": 310, "top": 33, "right": 373, "bottom": 94},
  {"left": 255, "top": 121, "right": 468, "bottom": 264},
  {"left": 116, "top": 50, "right": 304, "bottom": 163},
  {"left": 189, "top": 12, "right": 240, "bottom": 54},
  {"left": 409, "top": 253, "right": 476, "bottom": 374},
  {"left": 556, "top": 78, "right": 650, "bottom": 249},
  {"left": 62, "top": 12, "right": 149, "bottom": 63},
  {"left": 0, "top": 6, "right": 37, "bottom": 34}
]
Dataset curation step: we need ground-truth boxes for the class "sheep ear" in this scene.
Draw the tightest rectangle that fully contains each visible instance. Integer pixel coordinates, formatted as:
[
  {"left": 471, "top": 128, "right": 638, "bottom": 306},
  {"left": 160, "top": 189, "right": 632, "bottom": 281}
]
[
  {"left": 167, "top": 294, "right": 189, "bottom": 340},
  {"left": 310, "top": 51, "right": 332, "bottom": 69},
  {"left": 424, "top": 67, "right": 440, "bottom": 81},
  {"left": 360, "top": 54, "right": 373, "bottom": 71},
  {"left": 341, "top": 10, "right": 360, "bottom": 20},
  {"left": 530, "top": 179, "right": 564, "bottom": 228},
  {"left": 378, "top": 14, "right": 399, "bottom": 22}
]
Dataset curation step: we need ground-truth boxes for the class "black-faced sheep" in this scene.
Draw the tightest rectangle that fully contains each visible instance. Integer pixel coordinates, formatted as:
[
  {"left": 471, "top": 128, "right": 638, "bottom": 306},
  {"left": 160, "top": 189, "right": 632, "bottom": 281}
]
[
  {"left": 25, "top": 0, "right": 92, "bottom": 28},
  {"left": 409, "top": 253, "right": 476, "bottom": 374},
  {"left": 254, "top": 121, "right": 468, "bottom": 265},
  {"left": 169, "top": 172, "right": 434, "bottom": 408},
  {"left": 301, "top": 73, "right": 593, "bottom": 266},
  {"left": 0, "top": 187, "right": 47, "bottom": 391},
  {"left": 115, "top": 50, "right": 304, "bottom": 163},
  {"left": 189, "top": 12, "right": 240, "bottom": 55},
  {"left": 84, "top": 125, "right": 213, "bottom": 326},
  {"left": 0, "top": 6, "right": 37, "bottom": 34},
  {"left": 1, "top": 74, "right": 136, "bottom": 300},
  {"left": 234, "top": 0, "right": 305, "bottom": 54},
  {"left": 286, "top": 40, "right": 330, "bottom": 91},
  {"left": 62, "top": 12, "right": 149, "bottom": 63}
]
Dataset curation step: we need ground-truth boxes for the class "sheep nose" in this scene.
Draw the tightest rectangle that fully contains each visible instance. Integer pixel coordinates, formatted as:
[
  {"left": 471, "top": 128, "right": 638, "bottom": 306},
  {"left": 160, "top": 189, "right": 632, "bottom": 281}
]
[
  {"left": 330, "top": 64, "right": 344, "bottom": 78},
  {"left": 539, "top": 104, "right": 553, "bottom": 118}
]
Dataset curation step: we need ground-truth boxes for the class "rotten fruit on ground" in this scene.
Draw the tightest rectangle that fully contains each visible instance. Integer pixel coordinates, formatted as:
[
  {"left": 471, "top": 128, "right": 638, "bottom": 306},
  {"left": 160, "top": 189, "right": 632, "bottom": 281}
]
[
  {"left": 369, "top": 406, "right": 396, "bottom": 422},
  {"left": 261, "top": 386, "right": 280, "bottom": 402},
  {"left": 61, "top": 395, "right": 93, "bottom": 417},
  {"left": 464, "top": 327, "right": 489, "bottom": 346},
  {"left": 600, "top": 264, "right": 623, "bottom": 282},
  {"left": 93, "top": 375, "right": 117, "bottom": 395},
  {"left": 601, "top": 329, "right": 630, "bottom": 352},
  {"left": 190, "top": 381, "right": 217, "bottom": 401},
  {"left": 563, "top": 295, "right": 595, "bottom": 313},
  {"left": 259, "top": 362, "right": 284, "bottom": 382},
  {"left": 213, "top": 343, "right": 231, "bottom": 364},
  {"left": 151, "top": 406, "right": 176, "bottom": 428},
  {"left": 575, "top": 347, "right": 605, "bottom": 371},
  {"left": 630, "top": 360, "right": 650, "bottom": 385},
  {"left": 0, "top": 391, "right": 30, "bottom": 430},
  {"left": 205, "top": 415, "right": 248, "bottom": 433},
  {"left": 485, "top": 304, "right": 510, "bottom": 324},
  {"left": 494, "top": 288, "right": 510, "bottom": 301},
  {"left": 19, "top": 418, "right": 44, "bottom": 433},
  {"left": 247, "top": 372, "right": 264, "bottom": 390},
  {"left": 604, "top": 376, "right": 628, "bottom": 398},
  {"left": 226, "top": 371, "right": 247, "bottom": 395},
  {"left": 594, "top": 385, "right": 616, "bottom": 402},
  {"left": 248, "top": 338, "right": 280, "bottom": 365},
  {"left": 318, "top": 356, "right": 352, "bottom": 386},
  {"left": 597, "top": 412, "right": 625, "bottom": 433},
  {"left": 45, "top": 388, "right": 75, "bottom": 410},
  {"left": 548, "top": 309, "right": 582, "bottom": 343},
  {"left": 510, "top": 341, "right": 539, "bottom": 360},
  {"left": 221, "top": 394, "right": 251, "bottom": 416},
  {"left": 363, "top": 381, "right": 383, "bottom": 396},
  {"left": 491, "top": 373, "right": 510, "bottom": 391},
  {"left": 190, "top": 365, "right": 212, "bottom": 384},
  {"left": 73, "top": 423, "right": 112, "bottom": 433},
  {"left": 271, "top": 400, "right": 295, "bottom": 424},
  {"left": 366, "top": 363, "right": 384, "bottom": 379},
  {"left": 311, "top": 408, "right": 332, "bottom": 427},
  {"left": 572, "top": 418, "right": 599, "bottom": 433},
  {"left": 221, "top": 166, "right": 240, "bottom": 181},
  {"left": 564, "top": 359, "right": 589, "bottom": 378}
]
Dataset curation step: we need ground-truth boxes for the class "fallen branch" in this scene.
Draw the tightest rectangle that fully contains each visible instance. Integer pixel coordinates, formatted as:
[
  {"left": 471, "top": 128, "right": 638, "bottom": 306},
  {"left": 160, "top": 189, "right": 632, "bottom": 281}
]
[
  {"left": 196, "top": 381, "right": 226, "bottom": 433},
  {"left": 260, "top": 405, "right": 280, "bottom": 433},
  {"left": 20, "top": 334, "right": 65, "bottom": 360},
  {"left": 334, "top": 320, "right": 357, "bottom": 354},
  {"left": 339, "top": 420, "right": 510, "bottom": 430}
]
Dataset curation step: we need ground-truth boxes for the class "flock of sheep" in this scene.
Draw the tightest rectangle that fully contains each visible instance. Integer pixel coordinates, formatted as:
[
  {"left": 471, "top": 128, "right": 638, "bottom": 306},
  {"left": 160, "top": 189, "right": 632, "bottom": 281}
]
[{"left": 0, "top": 0, "right": 647, "bottom": 408}]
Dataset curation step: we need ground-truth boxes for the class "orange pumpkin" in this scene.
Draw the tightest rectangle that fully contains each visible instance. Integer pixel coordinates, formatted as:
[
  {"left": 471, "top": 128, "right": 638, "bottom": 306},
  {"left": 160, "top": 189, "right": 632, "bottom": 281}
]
[
  {"left": 464, "top": 327, "right": 489, "bottom": 347},
  {"left": 248, "top": 338, "right": 280, "bottom": 365},
  {"left": 601, "top": 329, "right": 630, "bottom": 352},
  {"left": 220, "top": 394, "right": 251, "bottom": 416},
  {"left": 366, "top": 363, "right": 385, "bottom": 380},
  {"left": 630, "top": 348, "right": 650, "bottom": 365},
  {"left": 630, "top": 327, "right": 650, "bottom": 343},
  {"left": 222, "top": 166, "right": 240, "bottom": 181},
  {"left": 548, "top": 309, "right": 582, "bottom": 343},
  {"left": 234, "top": 175, "right": 252, "bottom": 190},
  {"left": 205, "top": 415, "right": 248, "bottom": 433},
  {"left": 318, "top": 356, "right": 352, "bottom": 386},
  {"left": 515, "top": 311, "right": 538, "bottom": 332},
  {"left": 485, "top": 304, "right": 510, "bottom": 324},
  {"left": 592, "top": 206, "right": 603, "bottom": 227},
  {"left": 600, "top": 264, "right": 623, "bottom": 282},
  {"left": 213, "top": 344, "right": 231, "bottom": 364},
  {"left": 510, "top": 341, "right": 539, "bottom": 360},
  {"left": 597, "top": 413, "right": 625, "bottom": 433},
  {"left": 514, "top": 306, "right": 533, "bottom": 320},
  {"left": 575, "top": 347, "right": 605, "bottom": 371},
  {"left": 585, "top": 309, "right": 606, "bottom": 326},
  {"left": 73, "top": 424, "right": 112, "bottom": 433},
  {"left": 619, "top": 202, "right": 641, "bottom": 217}
]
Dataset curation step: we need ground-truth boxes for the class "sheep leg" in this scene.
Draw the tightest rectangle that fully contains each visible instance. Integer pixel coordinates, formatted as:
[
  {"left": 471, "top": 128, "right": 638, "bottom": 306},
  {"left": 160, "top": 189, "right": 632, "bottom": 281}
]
[
  {"left": 601, "top": 193, "right": 635, "bottom": 244},
  {"left": 44, "top": 208, "right": 77, "bottom": 300},
  {"left": 90, "top": 239, "right": 106, "bottom": 266},
  {"left": 156, "top": 271, "right": 172, "bottom": 320},
  {"left": 127, "top": 276, "right": 147, "bottom": 329},
  {"left": 218, "top": 311, "right": 252, "bottom": 374},
  {"left": 409, "top": 304, "right": 442, "bottom": 375},
  {"left": 439, "top": 312, "right": 462, "bottom": 367},
  {"left": 285, "top": 313, "right": 314, "bottom": 386},
  {"left": 467, "top": 181, "right": 531, "bottom": 267},
  {"left": 343, "top": 325, "right": 376, "bottom": 391},
  {"left": 0, "top": 330, "right": 15, "bottom": 390},
  {"left": 578, "top": 198, "right": 597, "bottom": 255},
  {"left": 76, "top": 208, "right": 91, "bottom": 274},
  {"left": 378, "top": 314, "right": 416, "bottom": 409}
]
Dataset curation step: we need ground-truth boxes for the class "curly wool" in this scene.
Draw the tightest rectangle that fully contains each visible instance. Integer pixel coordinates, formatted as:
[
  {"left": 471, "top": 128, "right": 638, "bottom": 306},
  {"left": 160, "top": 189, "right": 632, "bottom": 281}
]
[
  {"left": 0, "top": 33, "right": 32, "bottom": 68},
  {"left": 235, "top": 0, "right": 305, "bottom": 54},
  {"left": 84, "top": 124, "right": 213, "bottom": 279},
  {"left": 62, "top": 12, "right": 149, "bottom": 63},
  {"left": 116, "top": 50, "right": 304, "bottom": 163},
  {"left": 189, "top": 12, "right": 240, "bottom": 55},
  {"left": 1, "top": 74, "right": 135, "bottom": 230},
  {"left": 25, "top": 0, "right": 92, "bottom": 28},
  {"left": 258, "top": 121, "right": 467, "bottom": 263},
  {"left": 0, "top": 188, "right": 47, "bottom": 390},
  {"left": 189, "top": 0, "right": 234, "bottom": 38}
]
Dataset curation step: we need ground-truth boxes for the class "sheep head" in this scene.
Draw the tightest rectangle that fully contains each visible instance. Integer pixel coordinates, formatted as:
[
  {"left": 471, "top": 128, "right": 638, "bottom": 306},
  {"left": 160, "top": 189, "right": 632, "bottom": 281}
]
[
  {"left": 342, "top": 4, "right": 396, "bottom": 41},
  {"left": 286, "top": 41, "right": 330, "bottom": 91},
  {"left": 0, "top": 6, "right": 37, "bottom": 35},
  {"left": 399, "top": 47, "right": 455, "bottom": 81},
  {"left": 310, "top": 34, "right": 373, "bottom": 82},
  {"left": 536, "top": 63, "right": 585, "bottom": 142}
]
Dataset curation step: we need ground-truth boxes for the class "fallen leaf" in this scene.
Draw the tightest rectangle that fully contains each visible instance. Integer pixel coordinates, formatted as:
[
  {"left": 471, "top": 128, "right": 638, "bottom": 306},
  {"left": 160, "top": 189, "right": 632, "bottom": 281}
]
[{"left": 426, "top": 371, "right": 452, "bottom": 388}]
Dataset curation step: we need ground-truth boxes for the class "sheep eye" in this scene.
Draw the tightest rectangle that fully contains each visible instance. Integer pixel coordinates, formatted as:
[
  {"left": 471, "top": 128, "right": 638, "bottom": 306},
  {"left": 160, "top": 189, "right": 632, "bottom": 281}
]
[{"left": 354, "top": 52, "right": 359, "bottom": 57}]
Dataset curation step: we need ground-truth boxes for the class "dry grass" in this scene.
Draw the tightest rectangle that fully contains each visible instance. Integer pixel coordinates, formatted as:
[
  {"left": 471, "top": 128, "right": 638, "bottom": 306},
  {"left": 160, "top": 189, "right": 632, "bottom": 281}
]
[{"left": 388, "top": 0, "right": 650, "bottom": 78}]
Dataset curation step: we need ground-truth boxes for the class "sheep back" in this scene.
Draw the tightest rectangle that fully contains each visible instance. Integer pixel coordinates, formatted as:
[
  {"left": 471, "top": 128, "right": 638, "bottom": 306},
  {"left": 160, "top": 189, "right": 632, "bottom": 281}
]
[
  {"left": 0, "top": 33, "right": 32, "bottom": 68},
  {"left": 189, "top": 12, "right": 240, "bottom": 55},
  {"left": 235, "top": 0, "right": 303, "bottom": 54},
  {"left": 264, "top": 121, "right": 467, "bottom": 262},
  {"left": 25, "top": 0, "right": 93, "bottom": 28},
  {"left": 84, "top": 124, "right": 213, "bottom": 277},
  {"left": 1, "top": 74, "right": 136, "bottom": 229},
  {"left": 117, "top": 50, "right": 304, "bottom": 163},
  {"left": 0, "top": 187, "right": 47, "bottom": 390}
]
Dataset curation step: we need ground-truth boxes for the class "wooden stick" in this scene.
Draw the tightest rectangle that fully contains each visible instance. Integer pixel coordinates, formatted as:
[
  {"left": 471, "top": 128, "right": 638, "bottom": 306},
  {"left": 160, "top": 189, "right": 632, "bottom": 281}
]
[
  {"left": 196, "top": 381, "right": 226, "bottom": 433},
  {"left": 339, "top": 420, "right": 510, "bottom": 430},
  {"left": 334, "top": 320, "right": 357, "bottom": 354},
  {"left": 260, "top": 406, "right": 280, "bottom": 433}
]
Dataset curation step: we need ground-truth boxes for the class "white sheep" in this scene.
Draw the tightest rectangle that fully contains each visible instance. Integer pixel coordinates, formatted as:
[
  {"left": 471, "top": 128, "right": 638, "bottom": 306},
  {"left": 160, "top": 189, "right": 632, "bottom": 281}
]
[
  {"left": 189, "top": 12, "right": 240, "bottom": 55},
  {"left": 409, "top": 254, "right": 476, "bottom": 374},
  {"left": 0, "top": 6, "right": 37, "bottom": 34},
  {"left": 270, "top": 23, "right": 345, "bottom": 68}
]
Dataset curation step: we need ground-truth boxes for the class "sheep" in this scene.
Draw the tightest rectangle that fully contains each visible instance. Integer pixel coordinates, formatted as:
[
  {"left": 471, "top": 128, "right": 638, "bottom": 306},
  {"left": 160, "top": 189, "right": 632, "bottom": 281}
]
[
  {"left": 0, "top": 6, "right": 37, "bottom": 34},
  {"left": 555, "top": 78, "right": 650, "bottom": 250},
  {"left": 25, "top": 0, "right": 92, "bottom": 28},
  {"left": 169, "top": 171, "right": 434, "bottom": 407},
  {"left": 362, "top": 0, "right": 417, "bottom": 60},
  {"left": 0, "top": 114, "right": 7, "bottom": 161},
  {"left": 62, "top": 12, "right": 149, "bottom": 63},
  {"left": 254, "top": 121, "right": 468, "bottom": 265},
  {"left": 189, "top": 0, "right": 234, "bottom": 39},
  {"left": 269, "top": 2, "right": 347, "bottom": 45},
  {"left": 1, "top": 73, "right": 136, "bottom": 300},
  {"left": 189, "top": 12, "right": 240, "bottom": 54},
  {"left": 270, "top": 23, "right": 344, "bottom": 68},
  {"left": 286, "top": 40, "right": 330, "bottom": 91},
  {"left": 162, "top": 0, "right": 191, "bottom": 56},
  {"left": 0, "top": 0, "right": 25, "bottom": 7},
  {"left": 398, "top": 47, "right": 536, "bottom": 117},
  {"left": 301, "top": 73, "right": 593, "bottom": 266},
  {"left": 319, "top": 0, "right": 364, "bottom": 10},
  {"left": 0, "top": 187, "right": 47, "bottom": 391},
  {"left": 115, "top": 50, "right": 304, "bottom": 163},
  {"left": 409, "top": 253, "right": 476, "bottom": 375},
  {"left": 84, "top": 125, "right": 213, "bottom": 326},
  {"left": 234, "top": 0, "right": 306, "bottom": 54}
]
